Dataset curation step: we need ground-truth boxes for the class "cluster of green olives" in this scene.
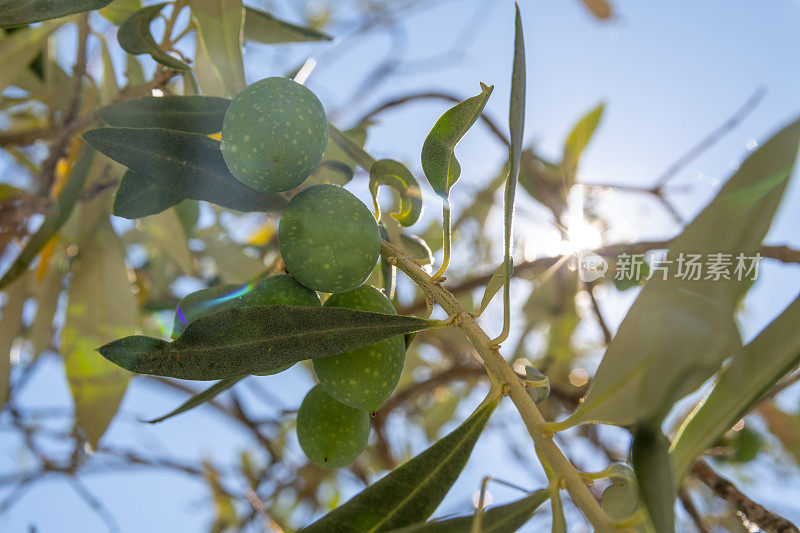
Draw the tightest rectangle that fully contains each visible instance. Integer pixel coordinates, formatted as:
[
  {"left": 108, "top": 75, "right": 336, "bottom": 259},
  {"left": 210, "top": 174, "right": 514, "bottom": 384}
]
[{"left": 183, "top": 76, "right": 407, "bottom": 468}]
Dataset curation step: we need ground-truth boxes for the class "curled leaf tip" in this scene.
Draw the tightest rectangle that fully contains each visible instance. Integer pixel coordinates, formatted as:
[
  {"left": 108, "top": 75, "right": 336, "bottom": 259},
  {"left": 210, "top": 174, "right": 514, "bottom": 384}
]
[{"left": 421, "top": 83, "right": 494, "bottom": 196}]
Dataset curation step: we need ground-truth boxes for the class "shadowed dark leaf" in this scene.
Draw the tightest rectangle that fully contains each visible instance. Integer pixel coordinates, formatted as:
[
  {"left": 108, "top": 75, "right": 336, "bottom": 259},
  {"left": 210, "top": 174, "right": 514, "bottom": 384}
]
[
  {"left": 98, "top": 305, "right": 436, "bottom": 380},
  {"left": 299, "top": 398, "right": 498, "bottom": 532},
  {"left": 98, "top": 96, "right": 230, "bottom": 133},
  {"left": 83, "top": 127, "right": 288, "bottom": 213}
]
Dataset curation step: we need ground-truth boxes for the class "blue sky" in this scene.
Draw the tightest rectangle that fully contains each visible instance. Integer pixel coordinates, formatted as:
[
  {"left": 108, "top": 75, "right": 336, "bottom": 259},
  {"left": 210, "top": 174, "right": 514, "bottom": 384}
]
[{"left": 2, "top": 0, "right": 800, "bottom": 531}]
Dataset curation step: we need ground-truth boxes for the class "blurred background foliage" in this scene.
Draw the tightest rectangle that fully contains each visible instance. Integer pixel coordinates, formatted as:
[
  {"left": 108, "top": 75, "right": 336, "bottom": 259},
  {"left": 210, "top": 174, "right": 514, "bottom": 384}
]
[{"left": 1, "top": 0, "right": 800, "bottom": 531}]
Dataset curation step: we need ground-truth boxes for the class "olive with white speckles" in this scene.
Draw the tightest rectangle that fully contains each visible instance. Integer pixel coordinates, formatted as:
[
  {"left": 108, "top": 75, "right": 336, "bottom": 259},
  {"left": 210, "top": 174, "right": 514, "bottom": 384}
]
[
  {"left": 221, "top": 77, "right": 328, "bottom": 193},
  {"left": 279, "top": 184, "right": 380, "bottom": 293},
  {"left": 296, "top": 385, "right": 370, "bottom": 468},
  {"left": 314, "top": 285, "right": 405, "bottom": 412}
]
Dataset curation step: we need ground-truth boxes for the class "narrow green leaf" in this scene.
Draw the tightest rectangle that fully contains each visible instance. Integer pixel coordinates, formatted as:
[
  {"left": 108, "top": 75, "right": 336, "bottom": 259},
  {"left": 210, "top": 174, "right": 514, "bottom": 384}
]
[
  {"left": 113, "top": 170, "right": 182, "bottom": 219},
  {"left": 98, "top": 96, "right": 230, "bottom": 133},
  {"left": 189, "top": 0, "right": 245, "bottom": 97},
  {"left": 398, "top": 234, "right": 433, "bottom": 266},
  {"left": 0, "top": 148, "right": 95, "bottom": 290},
  {"left": 564, "top": 116, "right": 800, "bottom": 428},
  {"left": 144, "top": 376, "right": 244, "bottom": 423},
  {"left": 62, "top": 219, "right": 138, "bottom": 447},
  {"left": 670, "top": 293, "right": 800, "bottom": 479},
  {"left": 550, "top": 495, "right": 567, "bottom": 533},
  {"left": 508, "top": 3, "right": 526, "bottom": 180},
  {"left": 99, "top": 0, "right": 141, "bottom": 25},
  {"left": 0, "top": 0, "right": 112, "bottom": 27},
  {"left": 499, "top": 0, "right": 524, "bottom": 343},
  {"left": 631, "top": 425, "right": 675, "bottom": 532},
  {"left": 99, "top": 35, "right": 118, "bottom": 105},
  {"left": 0, "top": 275, "right": 27, "bottom": 409},
  {"left": 244, "top": 6, "right": 332, "bottom": 44},
  {"left": 385, "top": 490, "right": 548, "bottom": 533},
  {"left": 562, "top": 103, "right": 604, "bottom": 178},
  {"left": 139, "top": 208, "right": 194, "bottom": 274},
  {"left": 369, "top": 159, "right": 423, "bottom": 227},
  {"left": 82, "top": 127, "right": 288, "bottom": 213},
  {"left": 421, "top": 83, "right": 493, "bottom": 197},
  {"left": 98, "top": 305, "right": 436, "bottom": 380},
  {"left": 478, "top": 260, "right": 512, "bottom": 315},
  {"left": 28, "top": 264, "right": 64, "bottom": 357},
  {"left": 193, "top": 31, "right": 227, "bottom": 97},
  {"left": 328, "top": 123, "right": 376, "bottom": 171},
  {"left": 0, "top": 20, "right": 65, "bottom": 94},
  {"left": 299, "top": 398, "right": 498, "bottom": 532},
  {"left": 117, "top": 3, "right": 191, "bottom": 71}
]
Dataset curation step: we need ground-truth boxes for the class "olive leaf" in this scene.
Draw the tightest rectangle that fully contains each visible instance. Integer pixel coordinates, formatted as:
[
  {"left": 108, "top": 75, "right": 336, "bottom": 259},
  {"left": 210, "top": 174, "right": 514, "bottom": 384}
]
[
  {"left": 508, "top": 3, "right": 526, "bottom": 181},
  {"left": 477, "top": 260, "right": 512, "bottom": 315},
  {"left": 421, "top": 82, "right": 493, "bottom": 197},
  {"left": 62, "top": 218, "right": 138, "bottom": 448},
  {"left": 384, "top": 490, "right": 549, "bottom": 533},
  {"left": 113, "top": 170, "right": 182, "bottom": 219},
  {"left": 0, "top": 20, "right": 66, "bottom": 94},
  {"left": 28, "top": 265, "right": 64, "bottom": 358},
  {"left": 82, "top": 127, "right": 288, "bottom": 213},
  {"left": 0, "top": 148, "right": 95, "bottom": 290},
  {"left": 99, "top": 0, "right": 141, "bottom": 25},
  {"left": 328, "top": 123, "right": 376, "bottom": 171},
  {"left": 670, "top": 293, "right": 800, "bottom": 479},
  {"left": 0, "top": 0, "right": 112, "bottom": 27},
  {"left": 299, "top": 398, "right": 498, "bottom": 532},
  {"left": 98, "top": 305, "right": 437, "bottom": 380},
  {"left": 398, "top": 234, "right": 433, "bottom": 266},
  {"left": 117, "top": 3, "right": 191, "bottom": 71},
  {"left": 138, "top": 208, "right": 194, "bottom": 275},
  {"left": 369, "top": 159, "right": 423, "bottom": 227},
  {"left": 631, "top": 425, "right": 674, "bottom": 532},
  {"left": 144, "top": 377, "right": 244, "bottom": 423},
  {"left": 0, "top": 275, "right": 27, "bottom": 409},
  {"left": 244, "top": 6, "right": 332, "bottom": 44},
  {"left": 171, "top": 283, "right": 239, "bottom": 338},
  {"left": 561, "top": 102, "right": 604, "bottom": 178},
  {"left": 189, "top": 0, "right": 245, "bottom": 97},
  {"left": 98, "top": 96, "right": 230, "bottom": 133},
  {"left": 561, "top": 116, "right": 800, "bottom": 428}
]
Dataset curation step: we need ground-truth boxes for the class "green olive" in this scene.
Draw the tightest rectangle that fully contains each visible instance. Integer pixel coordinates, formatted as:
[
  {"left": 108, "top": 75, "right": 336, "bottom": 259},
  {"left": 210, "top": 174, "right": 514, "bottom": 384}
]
[
  {"left": 296, "top": 385, "right": 370, "bottom": 469},
  {"left": 278, "top": 184, "right": 380, "bottom": 293},
  {"left": 313, "top": 285, "right": 405, "bottom": 412},
  {"left": 221, "top": 77, "right": 327, "bottom": 193}
]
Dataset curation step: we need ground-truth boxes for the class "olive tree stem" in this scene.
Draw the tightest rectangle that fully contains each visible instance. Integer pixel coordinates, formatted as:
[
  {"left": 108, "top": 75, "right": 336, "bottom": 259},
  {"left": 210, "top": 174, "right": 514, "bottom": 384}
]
[{"left": 381, "top": 240, "right": 615, "bottom": 532}]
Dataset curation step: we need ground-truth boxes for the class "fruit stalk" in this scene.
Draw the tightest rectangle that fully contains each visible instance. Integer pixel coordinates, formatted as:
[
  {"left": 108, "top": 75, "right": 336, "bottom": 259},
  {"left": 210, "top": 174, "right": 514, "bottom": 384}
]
[
  {"left": 430, "top": 199, "right": 451, "bottom": 281},
  {"left": 381, "top": 239, "right": 615, "bottom": 532}
]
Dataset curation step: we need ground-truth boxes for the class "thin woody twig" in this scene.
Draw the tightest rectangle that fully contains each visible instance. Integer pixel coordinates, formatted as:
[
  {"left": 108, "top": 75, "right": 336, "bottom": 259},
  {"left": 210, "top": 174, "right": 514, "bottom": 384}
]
[
  {"left": 692, "top": 460, "right": 799, "bottom": 533},
  {"left": 678, "top": 486, "right": 710, "bottom": 533},
  {"left": 382, "top": 239, "right": 616, "bottom": 531},
  {"left": 655, "top": 88, "right": 766, "bottom": 188},
  {"left": 401, "top": 240, "right": 800, "bottom": 314},
  {"left": 37, "top": 14, "right": 91, "bottom": 195}
]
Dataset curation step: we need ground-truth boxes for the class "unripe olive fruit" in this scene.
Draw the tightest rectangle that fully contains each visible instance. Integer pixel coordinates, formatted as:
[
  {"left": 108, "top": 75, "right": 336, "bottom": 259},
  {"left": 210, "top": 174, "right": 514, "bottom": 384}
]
[
  {"left": 221, "top": 77, "right": 328, "bottom": 193},
  {"left": 278, "top": 184, "right": 381, "bottom": 293},
  {"left": 172, "top": 275, "right": 319, "bottom": 374},
  {"left": 296, "top": 385, "right": 370, "bottom": 468},
  {"left": 313, "top": 285, "right": 405, "bottom": 412}
]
